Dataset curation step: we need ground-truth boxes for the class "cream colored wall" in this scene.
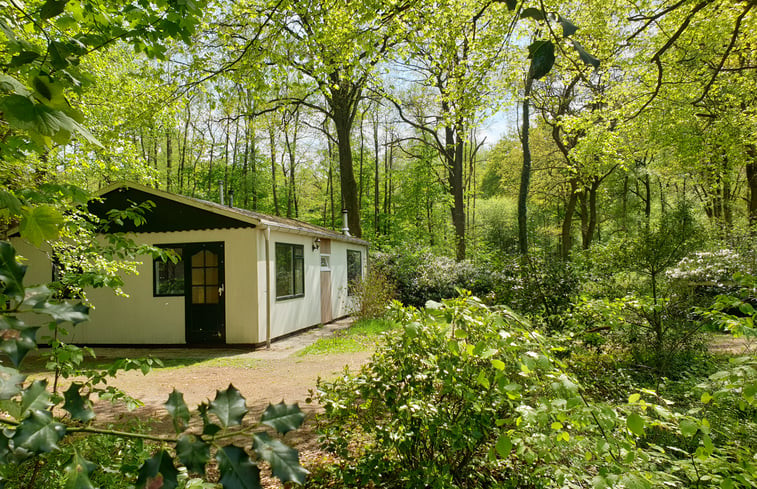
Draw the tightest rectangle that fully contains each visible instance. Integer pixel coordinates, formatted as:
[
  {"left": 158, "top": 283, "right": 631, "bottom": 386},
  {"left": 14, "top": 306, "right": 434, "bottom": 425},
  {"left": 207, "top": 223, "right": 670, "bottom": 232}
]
[
  {"left": 265, "top": 230, "right": 322, "bottom": 339},
  {"left": 11, "top": 229, "right": 260, "bottom": 345}
]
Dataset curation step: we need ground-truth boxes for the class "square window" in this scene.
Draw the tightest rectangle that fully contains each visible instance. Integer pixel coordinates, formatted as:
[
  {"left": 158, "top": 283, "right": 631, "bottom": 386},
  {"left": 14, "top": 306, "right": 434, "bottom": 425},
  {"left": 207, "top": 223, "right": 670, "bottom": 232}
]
[
  {"left": 154, "top": 247, "right": 184, "bottom": 296},
  {"left": 276, "top": 243, "right": 305, "bottom": 300}
]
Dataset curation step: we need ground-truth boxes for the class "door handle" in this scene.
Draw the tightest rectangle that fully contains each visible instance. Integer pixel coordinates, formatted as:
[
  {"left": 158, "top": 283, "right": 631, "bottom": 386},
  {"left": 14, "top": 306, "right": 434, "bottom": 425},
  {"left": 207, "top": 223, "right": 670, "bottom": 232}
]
[{"left": 218, "top": 284, "right": 225, "bottom": 296}]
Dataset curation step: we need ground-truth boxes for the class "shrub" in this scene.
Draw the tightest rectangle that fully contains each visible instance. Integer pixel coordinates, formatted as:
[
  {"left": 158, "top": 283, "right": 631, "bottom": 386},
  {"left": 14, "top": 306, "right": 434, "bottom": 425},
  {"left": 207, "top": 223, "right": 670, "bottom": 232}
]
[{"left": 349, "top": 267, "right": 396, "bottom": 320}]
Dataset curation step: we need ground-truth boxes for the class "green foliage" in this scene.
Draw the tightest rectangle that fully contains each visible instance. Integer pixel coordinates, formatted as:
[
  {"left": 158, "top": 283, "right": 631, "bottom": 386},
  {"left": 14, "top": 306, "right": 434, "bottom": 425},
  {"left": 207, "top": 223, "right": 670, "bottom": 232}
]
[
  {"left": 348, "top": 266, "right": 396, "bottom": 320},
  {"left": 0, "top": 242, "right": 307, "bottom": 488},
  {"left": 298, "top": 318, "right": 396, "bottom": 356}
]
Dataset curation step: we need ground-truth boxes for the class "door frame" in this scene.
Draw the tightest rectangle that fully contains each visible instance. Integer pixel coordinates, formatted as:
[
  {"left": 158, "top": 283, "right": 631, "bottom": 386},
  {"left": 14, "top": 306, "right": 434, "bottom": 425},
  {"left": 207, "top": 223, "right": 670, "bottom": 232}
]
[{"left": 183, "top": 241, "right": 226, "bottom": 345}]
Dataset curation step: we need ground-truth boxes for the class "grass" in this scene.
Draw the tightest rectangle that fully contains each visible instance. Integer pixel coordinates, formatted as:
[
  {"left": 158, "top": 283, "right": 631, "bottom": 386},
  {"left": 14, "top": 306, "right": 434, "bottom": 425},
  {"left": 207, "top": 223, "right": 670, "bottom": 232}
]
[{"left": 297, "top": 318, "right": 397, "bottom": 356}]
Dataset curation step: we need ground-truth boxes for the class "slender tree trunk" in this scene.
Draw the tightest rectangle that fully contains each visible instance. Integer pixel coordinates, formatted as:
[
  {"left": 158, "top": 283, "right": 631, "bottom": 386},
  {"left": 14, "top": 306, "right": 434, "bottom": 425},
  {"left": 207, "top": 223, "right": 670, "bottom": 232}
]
[
  {"left": 517, "top": 74, "right": 534, "bottom": 254},
  {"left": 359, "top": 116, "right": 364, "bottom": 212},
  {"left": 747, "top": 157, "right": 757, "bottom": 231},
  {"left": 561, "top": 179, "right": 578, "bottom": 259},
  {"left": 179, "top": 107, "right": 191, "bottom": 192},
  {"left": 166, "top": 129, "right": 172, "bottom": 191},
  {"left": 269, "top": 124, "right": 279, "bottom": 216},
  {"left": 373, "top": 113, "right": 380, "bottom": 235}
]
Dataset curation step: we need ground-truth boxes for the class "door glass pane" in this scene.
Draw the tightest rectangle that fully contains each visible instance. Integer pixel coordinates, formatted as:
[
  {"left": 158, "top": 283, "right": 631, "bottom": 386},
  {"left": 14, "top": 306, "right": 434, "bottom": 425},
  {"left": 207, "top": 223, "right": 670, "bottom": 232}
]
[
  {"left": 205, "top": 286, "right": 219, "bottom": 304},
  {"left": 205, "top": 268, "right": 218, "bottom": 286},
  {"left": 191, "top": 252, "right": 205, "bottom": 267},
  {"left": 204, "top": 250, "right": 218, "bottom": 267},
  {"left": 192, "top": 286, "right": 205, "bottom": 303},
  {"left": 192, "top": 268, "right": 204, "bottom": 285}
]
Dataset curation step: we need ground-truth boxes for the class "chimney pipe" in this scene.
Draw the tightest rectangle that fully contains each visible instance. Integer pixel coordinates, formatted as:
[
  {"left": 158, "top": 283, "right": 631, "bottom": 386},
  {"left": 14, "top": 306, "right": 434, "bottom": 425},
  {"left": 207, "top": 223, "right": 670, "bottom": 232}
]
[
  {"left": 341, "top": 208, "right": 351, "bottom": 236},
  {"left": 228, "top": 189, "right": 234, "bottom": 208},
  {"left": 219, "top": 180, "right": 225, "bottom": 205}
]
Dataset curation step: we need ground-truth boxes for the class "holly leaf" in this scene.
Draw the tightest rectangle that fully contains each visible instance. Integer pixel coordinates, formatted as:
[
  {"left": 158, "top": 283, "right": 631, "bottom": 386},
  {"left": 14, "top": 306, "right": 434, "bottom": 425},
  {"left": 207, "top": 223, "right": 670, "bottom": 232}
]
[
  {"left": 0, "top": 323, "right": 39, "bottom": 367},
  {"left": 208, "top": 384, "right": 247, "bottom": 428},
  {"left": 0, "top": 241, "right": 27, "bottom": 301},
  {"left": 252, "top": 432, "right": 308, "bottom": 485},
  {"left": 0, "top": 365, "right": 26, "bottom": 400},
  {"left": 216, "top": 445, "right": 260, "bottom": 489},
  {"left": 175, "top": 434, "right": 209, "bottom": 474},
  {"left": 165, "top": 389, "right": 190, "bottom": 433},
  {"left": 572, "top": 40, "right": 600, "bottom": 68},
  {"left": 260, "top": 402, "right": 305, "bottom": 435},
  {"left": 63, "top": 383, "right": 95, "bottom": 423},
  {"left": 13, "top": 409, "right": 66, "bottom": 454},
  {"left": 19, "top": 205, "right": 63, "bottom": 246},
  {"left": 64, "top": 452, "right": 97, "bottom": 489},
  {"left": 136, "top": 450, "right": 179, "bottom": 489},
  {"left": 198, "top": 402, "right": 221, "bottom": 437},
  {"left": 626, "top": 412, "right": 645, "bottom": 437},
  {"left": 31, "top": 300, "right": 89, "bottom": 325},
  {"left": 528, "top": 40, "right": 555, "bottom": 80},
  {"left": 20, "top": 380, "right": 52, "bottom": 418}
]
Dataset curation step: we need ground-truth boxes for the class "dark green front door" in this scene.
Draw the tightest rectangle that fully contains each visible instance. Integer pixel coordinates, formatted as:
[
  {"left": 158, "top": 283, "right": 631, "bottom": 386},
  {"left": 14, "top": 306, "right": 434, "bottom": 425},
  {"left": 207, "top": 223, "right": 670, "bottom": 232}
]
[{"left": 185, "top": 242, "right": 225, "bottom": 344}]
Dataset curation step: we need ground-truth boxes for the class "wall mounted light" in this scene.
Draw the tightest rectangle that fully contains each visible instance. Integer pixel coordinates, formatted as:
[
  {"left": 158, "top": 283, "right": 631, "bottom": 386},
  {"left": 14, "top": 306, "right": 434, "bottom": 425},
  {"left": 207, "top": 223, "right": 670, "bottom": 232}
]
[{"left": 312, "top": 238, "right": 321, "bottom": 251}]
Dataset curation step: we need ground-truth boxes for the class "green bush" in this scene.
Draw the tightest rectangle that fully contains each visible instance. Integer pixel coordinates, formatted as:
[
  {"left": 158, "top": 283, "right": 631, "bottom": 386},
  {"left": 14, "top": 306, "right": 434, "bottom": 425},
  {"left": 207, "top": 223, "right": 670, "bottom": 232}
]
[{"left": 349, "top": 267, "right": 396, "bottom": 320}]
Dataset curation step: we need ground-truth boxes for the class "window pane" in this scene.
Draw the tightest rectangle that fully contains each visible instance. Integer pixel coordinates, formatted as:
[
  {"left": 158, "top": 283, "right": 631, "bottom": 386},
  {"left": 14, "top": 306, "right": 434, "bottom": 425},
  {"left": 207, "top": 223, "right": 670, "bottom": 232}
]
[
  {"left": 191, "top": 251, "right": 205, "bottom": 267},
  {"left": 276, "top": 243, "right": 304, "bottom": 299},
  {"left": 192, "top": 286, "right": 205, "bottom": 303},
  {"left": 294, "top": 255, "right": 304, "bottom": 295},
  {"left": 204, "top": 250, "right": 218, "bottom": 267},
  {"left": 192, "top": 268, "right": 205, "bottom": 286},
  {"left": 154, "top": 247, "right": 184, "bottom": 296},
  {"left": 205, "top": 286, "right": 219, "bottom": 304},
  {"left": 205, "top": 267, "right": 218, "bottom": 286},
  {"left": 347, "top": 250, "right": 362, "bottom": 296}
]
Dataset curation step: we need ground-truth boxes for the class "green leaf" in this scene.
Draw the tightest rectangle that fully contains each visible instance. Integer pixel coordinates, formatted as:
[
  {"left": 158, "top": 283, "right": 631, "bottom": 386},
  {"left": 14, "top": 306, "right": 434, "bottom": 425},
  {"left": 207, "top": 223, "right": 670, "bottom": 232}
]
[
  {"left": 490, "top": 358, "right": 505, "bottom": 370},
  {"left": 0, "top": 242, "right": 27, "bottom": 301},
  {"left": 40, "top": 0, "right": 68, "bottom": 20},
  {"left": 19, "top": 205, "right": 63, "bottom": 246},
  {"left": 216, "top": 445, "right": 260, "bottom": 489},
  {"left": 700, "top": 391, "right": 712, "bottom": 404},
  {"left": 0, "top": 365, "right": 26, "bottom": 400},
  {"left": 63, "top": 383, "right": 95, "bottom": 423},
  {"left": 175, "top": 434, "right": 209, "bottom": 474},
  {"left": 558, "top": 15, "right": 579, "bottom": 37},
  {"left": 136, "top": 450, "right": 179, "bottom": 489},
  {"left": 0, "top": 322, "right": 39, "bottom": 367},
  {"left": 528, "top": 40, "right": 555, "bottom": 80},
  {"left": 572, "top": 40, "right": 600, "bottom": 68},
  {"left": 680, "top": 418, "right": 699, "bottom": 437},
  {"left": 0, "top": 191, "right": 23, "bottom": 215},
  {"left": 165, "top": 389, "right": 191, "bottom": 433},
  {"left": 260, "top": 402, "right": 305, "bottom": 435},
  {"left": 64, "top": 453, "right": 97, "bottom": 489},
  {"left": 252, "top": 432, "right": 308, "bottom": 485},
  {"left": 520, "top": 8, "right": 545, "bottom": 20},
  {"left": 10, "top": 51, "right": 40, "bottom": 68},
  {"left": 626, "top": 412, "right": 645, "bottom": 437},
  {"left": 20, "top": 380, "right": 52, "bottom": 418},
  {"left": 0, "top": 74, "right": 31, "bottom": 96},
  {"left": 495, "top": 434, "right": 512, "bottom": 457},
  {"left": 13, "top": 409, "right": 66, "bottom": 454},
  {"left": 209, "top": 384, "right": 248, "bottom": 428},
  {"left": 34, "top": 301, "right": 89, "bottom": 325}
]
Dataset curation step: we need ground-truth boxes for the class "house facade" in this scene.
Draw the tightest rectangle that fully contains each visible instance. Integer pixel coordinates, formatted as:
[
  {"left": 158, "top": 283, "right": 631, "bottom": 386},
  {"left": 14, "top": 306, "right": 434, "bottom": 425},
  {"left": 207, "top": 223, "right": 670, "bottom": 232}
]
[{"left": 15, "top": 182, "right": 369, "bottom": 347}]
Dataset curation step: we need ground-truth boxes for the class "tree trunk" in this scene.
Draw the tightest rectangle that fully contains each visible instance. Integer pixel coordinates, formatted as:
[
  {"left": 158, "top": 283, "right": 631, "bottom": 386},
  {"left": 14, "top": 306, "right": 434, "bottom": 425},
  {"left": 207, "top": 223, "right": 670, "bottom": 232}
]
[
  {"left": 269, "top": 124, "right": 279, "bottom": 216},
  {"left": 561, "top": 179, "right": 578, "bottom": 259},
  {"left": 331, "top": 93, "right": 362, "bottom": 237},
  {"left": 373, "top": 113, "right": 380, "bottom": 235},
  {"left": 446, "top": 125, "right": 466, "bottom": 261},
  {"left": 165, "top": 129, "right": 172, "bottom": 191},
  {"left": 747, "top": 158, "right": 757, "bottom": 230},
  {"left": 517, "top": 74, "right": 534, "bottom": 254}
]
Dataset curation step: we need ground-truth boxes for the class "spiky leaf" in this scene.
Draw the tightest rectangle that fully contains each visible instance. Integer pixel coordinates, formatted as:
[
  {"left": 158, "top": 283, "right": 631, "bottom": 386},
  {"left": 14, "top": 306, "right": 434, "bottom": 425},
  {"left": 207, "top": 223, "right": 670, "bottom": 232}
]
[
  {"left": 165, "top": 389, "right": 190, "bottom": 433},
  {"left": 528, "top": 40, "right": 555, "bottom": 80},
  {"left": 31, "top": 300, "right": 89, "bottom": 325},
  {"left": 252, "top": 432, "right": 308, "bottom": 485},
  {"left": 136, "top": 450, "right": 179, "bottom": 489},
  {"left": 260, "top": 402, "right": 305, "bottom": 435},
  {"left": 0, "top": 365, "right": 25, "bottom": 400},
  {"left": 13, "top": 409, "right": 66, "bottom": 454},
  {"left": 20, "top": 380, "right": 52, "bottom": 418},
  {"left": 63, "top": 383, "right": 95, "bottom": 423},
  {"left": 175, "top": 434, "right": 209, "bottom": 474},
  {"left": 209, "top": 384, "right": 247, "bottom": 428},
  {"left": 0, "top": 322, "right": 39, "bottom": 367},
  {"left": 198, "top": 402, "right": 221, "bottom": 437},
  {"left": 216, "top": 445, "right": 260, "bottom": 489},
  {"left": 64, "top": 453, "right": 97, "bottom": 489},
  {"left": 0, "top": 242, "right": 26, "bottom": 301}
]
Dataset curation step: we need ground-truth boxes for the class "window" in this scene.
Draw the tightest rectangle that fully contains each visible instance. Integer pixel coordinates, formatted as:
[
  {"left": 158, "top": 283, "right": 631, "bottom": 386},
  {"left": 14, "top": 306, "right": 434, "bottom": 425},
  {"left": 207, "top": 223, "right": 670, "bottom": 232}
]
[
  {"left": 276, "top": 243, "right": 304, "bottom": 299},
  {"left": 347, "top": 249, "right": 362, "bottom": 296},
  {"left": 154, "top": 247, "right": 185, "bottom": 296},
  {"left": 320, "top": 254, "right": 330, "bottom": 270}
]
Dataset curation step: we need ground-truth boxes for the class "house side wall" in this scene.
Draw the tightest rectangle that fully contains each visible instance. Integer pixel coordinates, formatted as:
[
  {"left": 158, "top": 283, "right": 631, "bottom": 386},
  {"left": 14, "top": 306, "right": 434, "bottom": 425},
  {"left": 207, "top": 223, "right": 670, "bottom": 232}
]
[
  {"left": 329, "top": 241, "right": 368, "bottom": 318},
  {"left": 257, "top": 229, "right": 322, "bottom": 341},
  {"left": 12, "top": 229, "right": 260, "bottom": 345}
]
